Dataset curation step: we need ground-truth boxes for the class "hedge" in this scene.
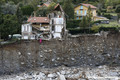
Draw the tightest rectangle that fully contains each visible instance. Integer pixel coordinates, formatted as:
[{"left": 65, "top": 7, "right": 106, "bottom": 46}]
[
  {"left": 68, "top": 27, "right": 119, "bottom": 35},
  {"left": 67, "top": 19, "right": 81, "bottom": 28},
  {"left": 99, "top": 27, "right": 119, "bottom": 32},
  {"left": 68, "top": 28, "right": 94, "bottom": 34}
]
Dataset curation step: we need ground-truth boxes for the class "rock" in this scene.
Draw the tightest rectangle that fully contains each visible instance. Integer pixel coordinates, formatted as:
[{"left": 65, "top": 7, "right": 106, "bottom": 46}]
[
  {"left": 71, "top": 58, "right": 75, "bottom": 61},
  {"left": 61, "top": 71, "right": 66, "bottom": 75},
  {"left": 40, "top": 55, "right": 43, "bottom": 58},
  {"left": 21, "top": 62, "right": 24, "bottom": 65},
  {"left": 27, "top": 53, "right": 31, "bottom": 55},
  {"left": 58, "top": 74, "right": 66, "bottom": 80},
  {"left": 48, "top": 74, "right": 55, "bottom": 78},
  {"left": 109, "top": 72, "right": 118, "bottom": 76},
  {"left": 52, "top": 59, "right": 55, "bottom": 62},
  {"left": 18, "top": 52, "right": 21, "bottom": 55},
  {"left": 57, "top": 57, "right": 60, "bottom": 60}
]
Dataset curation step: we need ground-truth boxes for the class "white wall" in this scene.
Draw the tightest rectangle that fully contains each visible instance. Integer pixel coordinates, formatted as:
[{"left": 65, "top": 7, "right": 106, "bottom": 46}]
[
  {"left": 22, "top": 24, "right": 32, "bottom": 33},
  {"left": 22, "top": 24, "right": 35, "bottom": 40},
  {"left": 53, "top": 33, "right": 61, "bottom": 38},
  {"left": 55, "top": 25, "right": 63, "bottom": 32}
]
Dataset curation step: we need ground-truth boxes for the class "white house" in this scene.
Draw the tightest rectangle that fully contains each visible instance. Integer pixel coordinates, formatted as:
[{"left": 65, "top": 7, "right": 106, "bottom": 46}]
[
  {"left": 48, "top": 4, "right": 67, "bottom": 39},
  {"left": 21, "top": 24, "right": 35, "bottom": 40}
]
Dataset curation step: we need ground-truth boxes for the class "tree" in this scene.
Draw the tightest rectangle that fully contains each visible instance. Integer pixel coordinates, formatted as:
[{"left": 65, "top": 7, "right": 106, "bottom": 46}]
[
  {"left": 115, "top": 5, "right": 120, "bottom": 23},
  {"left": 21, "top": 5, "right": 34, "bottom": 16},
  {"left": 87, "top": 7, "right": 93, "bottom": 31},
  {"left": 36, "top": 7, "right": 48, "bottom": 17},
  {"left": 79, "top": 16, "right": 89, "bottom": 30},
  {"left": 48, "top": 2, "right": 57, "bottom": 12},
  {"left": 29, "top": 0, "right": 41, "bottom": 11},
  {"left": 63, "top": 0, "right": 74, "bottom": 19},
  {"left": 0, "top": 14, "right": 19, "bottom": 39},
  {"left": 1, "top": 1, "right": 17, "bottom": 15}
]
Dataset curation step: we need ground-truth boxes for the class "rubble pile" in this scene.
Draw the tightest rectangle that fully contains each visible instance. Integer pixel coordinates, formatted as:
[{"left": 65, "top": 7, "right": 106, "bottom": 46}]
[{"left": 0, "top": 65, "right": 120, "bottom": 80}]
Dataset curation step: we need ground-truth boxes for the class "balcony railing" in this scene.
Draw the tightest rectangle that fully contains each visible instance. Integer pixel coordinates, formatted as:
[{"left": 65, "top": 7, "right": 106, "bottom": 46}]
[{"left": 40, "top": 26, "right": 50, "bottom": 31}]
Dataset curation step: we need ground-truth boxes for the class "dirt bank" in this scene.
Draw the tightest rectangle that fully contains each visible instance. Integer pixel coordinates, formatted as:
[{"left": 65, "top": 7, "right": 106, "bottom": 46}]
[{"left": 0, "top": 34, "right": 120, "bottom": 75}]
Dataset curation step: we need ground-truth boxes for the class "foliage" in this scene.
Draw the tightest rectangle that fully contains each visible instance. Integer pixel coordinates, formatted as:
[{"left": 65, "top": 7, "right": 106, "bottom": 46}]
[
  {"left": 67, "top": 19, "right": 81, "bottom": 28},
  {"left": 29, "top": 0, "right": 40, "bottom": 11},
  {"left": 102, "top": 13, "right": 112, "bottom": 19},
  {"left": 91, "top": 25, "right": 100, "bottom": 33},
  {"left": 68, "top": 28, "right": 94, "bottom": 34},
  {"left": 99, "top": 27, "right": 119, "bottom": 32},
  {"left": 48, "top": 2, "right": 56, "bottom": 12},
  {"left": 21, "top": 5, "right": 34, "bottom": 16},
  {"left": 79, "top": 16, "right": 89, "bottom": 29},
  {"left": 115, "top": 5, "right": 120, "bottom": 13},
  {"left": 63, "top": 0, "right": 74, "bottom": 19},
  {"left": 1, "top": 1, "right": 17, "bottom": 15},
  {"left": 0, "top": 14, "right": 19, "bottom": 39},
  {"left": 36, "top": 7, "right": 48, "bottom": 17}
]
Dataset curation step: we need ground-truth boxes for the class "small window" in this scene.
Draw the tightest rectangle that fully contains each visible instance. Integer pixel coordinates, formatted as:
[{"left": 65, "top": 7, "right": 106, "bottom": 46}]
[
  {"left": 80, "top": 6, "right": 83, "bottom": 9},
  {"left": 76, "top": 17, "right": 79, "bottom": 20},
  {"left": 77, "top": 10, "right": 79, "bottom": 15}
]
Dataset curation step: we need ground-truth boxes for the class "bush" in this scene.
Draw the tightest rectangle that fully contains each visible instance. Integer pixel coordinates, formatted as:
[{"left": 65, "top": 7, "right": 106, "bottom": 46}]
[
  {"left": 101, "top": 9, "right": 107, "bottom": 13},
  {"left": 91, "top": 25, "right": 100, "bottom": 33},
  {"left": 21, "top": 5, "right": 34, "bottom": 16},
  {"left": 102, "top": 13, "right": 112, "bottom": 19},
  {"left": 67, "top": 19, "right": 81, "bottom": 28},
  {"left": 99, "top": 27, "right": 119, "bottom": 32},
  {"left": 68, "top": 28, "right": 94, "bottom": 34}
]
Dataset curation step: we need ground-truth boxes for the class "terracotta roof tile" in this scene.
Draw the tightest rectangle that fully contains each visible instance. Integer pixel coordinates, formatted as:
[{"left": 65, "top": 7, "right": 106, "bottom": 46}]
[
  {"left": 82, "top": 3, "right": 97, "bottom": 9},
  {"left": 75, "top": 3, "right": 97, "bottom": 9},
  {"left": 27, "top": 17, "right": 49, "bottom": 23}
]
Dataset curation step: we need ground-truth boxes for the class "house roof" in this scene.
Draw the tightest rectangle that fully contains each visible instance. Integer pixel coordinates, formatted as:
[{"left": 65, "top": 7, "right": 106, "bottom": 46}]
[
  {"left": 39, "top": 3, "right": 50, "bottom": 8},
  {"left": 27, "top": 17, "right": 49, "bottom": 23},
  {"left": 75, "top": 3, "right": 97, "bottom": 9},
  {"left": 54, "top": 3, "right": 64, "bottom": 12},
  {"left": 43, "top": 3, "right": 50, "bottom": 7}
]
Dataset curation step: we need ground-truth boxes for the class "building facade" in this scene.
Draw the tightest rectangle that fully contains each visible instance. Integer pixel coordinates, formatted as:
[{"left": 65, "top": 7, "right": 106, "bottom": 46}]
[
  {"left": 74, "top": 3, "right": 97, "bottom": 20},
  {"left": 22, "top": 4, "right": 67, "bottom": 40}
]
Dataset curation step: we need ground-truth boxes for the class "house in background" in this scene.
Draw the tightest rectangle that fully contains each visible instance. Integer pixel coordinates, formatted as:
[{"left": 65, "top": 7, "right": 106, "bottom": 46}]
[
  {"left": 74, "top": 3, "right": 97, "bottom": 20},
  {"left": 74, "top": 3, "right": 109, "bottom": 22}
]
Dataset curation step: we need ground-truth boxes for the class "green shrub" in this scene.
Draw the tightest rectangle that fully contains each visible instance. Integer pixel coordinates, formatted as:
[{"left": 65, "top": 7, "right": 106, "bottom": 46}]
[
  {"left": 102, "top": 13, "right": 112, "bottom": 19},
  {"left": 68, "top": 28, "right": 94, "bottom": 34},
  {"left": 91, "top": 25, "right": 100, "bottom": 33},
  {"left": 99, "top": 27, "right": 119, "bottom": 32},
  {"left": 67, "top": 19, "right": 81, "bottom": 28},
  {"left": 101, "top": 9, "right": 107, "bottom": 13}
]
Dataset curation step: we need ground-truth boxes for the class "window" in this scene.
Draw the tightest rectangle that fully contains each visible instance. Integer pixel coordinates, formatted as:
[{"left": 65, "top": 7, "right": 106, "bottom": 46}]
[
  {"left": 76, "top": 17, "right": 79, "bottom": 20},
  {"left": 80, "top": 6, "right": 83, "bottom": 9},
  {"left": 84, "top": 10, "right": 87, "bottom": 15},
  {"left": 80, "top": 10, "right": 83, "bottom": 15},
  {"left": 77, "top": 10, "right": 79, "bottom": 15},
  {"left": 27, "top": 25, "right": 29, "bottom": 31}
]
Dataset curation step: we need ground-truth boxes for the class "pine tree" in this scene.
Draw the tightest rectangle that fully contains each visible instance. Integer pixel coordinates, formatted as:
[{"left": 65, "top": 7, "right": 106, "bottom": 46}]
[{"left": 63, "top": 0, "right": 74, "bottom": 19}]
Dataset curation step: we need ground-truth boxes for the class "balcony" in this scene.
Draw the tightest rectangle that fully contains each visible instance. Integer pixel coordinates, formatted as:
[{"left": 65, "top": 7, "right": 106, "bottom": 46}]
[{"left": 40, "top": 26, "right": 50, "bottom": 31}]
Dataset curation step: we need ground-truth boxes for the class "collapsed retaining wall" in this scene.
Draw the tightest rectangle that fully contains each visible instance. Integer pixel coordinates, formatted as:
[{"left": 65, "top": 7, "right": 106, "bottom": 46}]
[{"left": 0, "top": 34, "right": 120, "bottom": 75}]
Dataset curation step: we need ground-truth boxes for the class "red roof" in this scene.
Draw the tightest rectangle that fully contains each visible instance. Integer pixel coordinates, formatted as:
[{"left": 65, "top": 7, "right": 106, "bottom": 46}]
[
  {"left": 75, "top": 3, "right": 97, "bottom": 9},
  {"left": 82, "top": 3, "right": 97, "bottom": 9},
  {"left": 27, "top": 17, "right": 49, "bottom": 23}
]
